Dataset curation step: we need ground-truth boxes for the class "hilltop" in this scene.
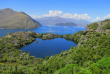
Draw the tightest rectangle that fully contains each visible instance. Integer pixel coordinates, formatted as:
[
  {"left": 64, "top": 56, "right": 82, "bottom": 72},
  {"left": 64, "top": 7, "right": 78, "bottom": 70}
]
[
  {"left": 86, "top": 19, "right": 110, "bottom": 33},
  {"left": 0, "top": 8, "right": 41, "bottom": 29}
]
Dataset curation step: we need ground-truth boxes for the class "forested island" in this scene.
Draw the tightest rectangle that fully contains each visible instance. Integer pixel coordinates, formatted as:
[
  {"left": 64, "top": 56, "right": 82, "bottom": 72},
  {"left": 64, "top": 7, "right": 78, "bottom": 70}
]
[{"left": 0, "top": 19, "right": 110, "bottom": 73}]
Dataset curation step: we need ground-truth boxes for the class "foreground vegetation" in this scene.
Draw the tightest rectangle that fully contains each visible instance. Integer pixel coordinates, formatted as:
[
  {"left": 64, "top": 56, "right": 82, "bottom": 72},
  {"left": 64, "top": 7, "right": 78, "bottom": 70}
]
[{"left": 0, "top": 19, "right": 110, "bottom": 73}]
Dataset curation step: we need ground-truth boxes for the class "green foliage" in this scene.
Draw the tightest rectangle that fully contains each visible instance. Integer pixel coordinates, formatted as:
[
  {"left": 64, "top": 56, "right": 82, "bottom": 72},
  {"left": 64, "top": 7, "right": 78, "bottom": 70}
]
[
  {"left": 0, "top": 32, "right": 43, "bottom": 73},
  {"left": 63, "top": 34, "right": 71, "bottom": 39},
  {"left": 1, "top": 20, "right": 110, "bottom": 74},
  {"left": 45, "top": 56, "right": 49, "bottom": 60},
  {"left": 87, "top": 22, "right": 98, "bottom": 30},
  {"left": 98, "top": 57, "right": 110, "bottom": 69},
  {"left": 70, "top": 45, "right": 74, "bottom": 49},
  {"left": 90, "top": 57, "right": 110, "bottom": 74},
  {"left": 55, "top": 64, "right": 92, "bottom": 74},
  {"left": 103, "top": 23, "right": 110, "bottom": 30},
  {"left": 37, "top": 31, "right": 110, "bottom": 73},
  {"left": 103, "top": 19, "right": 110, "bottom": 22}
]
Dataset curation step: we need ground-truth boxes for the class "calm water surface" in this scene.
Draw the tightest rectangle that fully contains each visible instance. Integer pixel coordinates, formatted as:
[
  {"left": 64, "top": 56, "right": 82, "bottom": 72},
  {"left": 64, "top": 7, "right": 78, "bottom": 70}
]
[
  {"left": 0, "top": 26, "right": 86, "bottom": 58},
  {"left": 21, "top": 38, "right": 77, "bottom": 58}
]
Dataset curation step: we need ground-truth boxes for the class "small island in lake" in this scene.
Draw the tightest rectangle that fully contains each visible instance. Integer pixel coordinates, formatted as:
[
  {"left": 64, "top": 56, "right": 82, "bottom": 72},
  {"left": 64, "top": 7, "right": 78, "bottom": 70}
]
[{"left": 36, "top": 41, "right": 39, "bottom": 43}]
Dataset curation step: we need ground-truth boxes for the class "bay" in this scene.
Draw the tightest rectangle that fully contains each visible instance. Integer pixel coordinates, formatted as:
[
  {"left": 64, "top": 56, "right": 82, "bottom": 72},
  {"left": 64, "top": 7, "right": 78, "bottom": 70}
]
[{"left": 0, "top": 26, "right": 86, "bottom": 58}]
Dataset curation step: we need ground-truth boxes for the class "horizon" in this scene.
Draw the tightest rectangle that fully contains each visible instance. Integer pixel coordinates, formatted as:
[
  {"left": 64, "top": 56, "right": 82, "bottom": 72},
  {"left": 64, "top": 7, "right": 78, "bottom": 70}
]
[{"left": 0, "top": 0, "right": 110, "bottom": 22}]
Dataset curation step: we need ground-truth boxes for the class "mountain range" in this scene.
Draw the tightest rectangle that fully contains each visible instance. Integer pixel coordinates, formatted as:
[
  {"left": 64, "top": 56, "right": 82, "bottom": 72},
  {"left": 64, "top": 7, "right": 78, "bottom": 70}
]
[
  {"left": 0, "top": 8, "right": 91, "bottom": 29},
  {"left": 36, "top": 16, "right": 91, "bottom": 26},
  {"left": 0, "top": 8, "right": 41, "bottom": 29},
  {"left": 55, "top": 23, "right": 77, "bottom": 26}
]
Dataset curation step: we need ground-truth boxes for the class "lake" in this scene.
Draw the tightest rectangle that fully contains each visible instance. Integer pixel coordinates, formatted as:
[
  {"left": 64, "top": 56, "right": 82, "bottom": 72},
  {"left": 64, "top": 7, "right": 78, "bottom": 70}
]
[
  {"left": 0, "top": 26, "right": 86, "bottom": 58},
  {"left": 21, "top": 38, "right": 77, "bottom": 58}
]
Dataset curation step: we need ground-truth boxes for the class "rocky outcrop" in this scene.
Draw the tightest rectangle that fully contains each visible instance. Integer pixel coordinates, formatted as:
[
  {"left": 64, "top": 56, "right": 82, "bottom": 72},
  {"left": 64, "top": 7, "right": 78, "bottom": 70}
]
[
  {"left": 86, "top": 19, "right": 110, "bottom": 33},
  {"left": 42, "top": 33, "right": 54, "bottom": 40}
]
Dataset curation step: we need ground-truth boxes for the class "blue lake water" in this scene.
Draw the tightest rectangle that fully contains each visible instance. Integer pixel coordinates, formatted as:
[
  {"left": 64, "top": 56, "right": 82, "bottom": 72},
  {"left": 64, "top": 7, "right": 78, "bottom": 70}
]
[
  {"left": 0, "top": 26, "right": 86, "bottom": 37},
  {"left": 34, "top": 26, "right": 86, "bottom": 35},
  {"left": 21, "top": 38, "right": 77, "bottom": 58},
  {"left": 0, "top": 26, "right": 86, "bottom": 58}
]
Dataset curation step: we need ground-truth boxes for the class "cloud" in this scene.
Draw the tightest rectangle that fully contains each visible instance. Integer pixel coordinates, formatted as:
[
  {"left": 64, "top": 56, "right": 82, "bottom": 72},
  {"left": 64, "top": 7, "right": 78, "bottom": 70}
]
[
  {"left": 93, "top": 14, "right": 110, "bottom": 22},
  {"left": 61, "top": 13, "right": 91, "bottom": 20},
  {"left": 61, "top": 13, "right": 73, "bottom": 18},
  {"left": 30, "top": 15, "right": 41, "bottom": 19},
  {"left": 30, "top": 10, "right": 110, "bottom": 22},
  {"left": 74, "top": 14, "right": 90, "bottom": 20},
  {"left": 103, "top": 14, "right": 110, "bottom": 19},
  {"left": 93, "top": 17, "right": 101, "bottom": 22},
  {"left": 44, "top": 10, "right": 62, "bottom": 17},
  {"left": 43, "top": 10, "right": 91, "bottom": 20}
]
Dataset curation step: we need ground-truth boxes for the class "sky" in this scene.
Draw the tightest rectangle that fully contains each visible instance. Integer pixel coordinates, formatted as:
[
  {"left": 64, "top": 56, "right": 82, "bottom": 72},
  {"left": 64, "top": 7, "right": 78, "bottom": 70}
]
[{"left": 0, "top": 0, "right": 110, "bottom": 22}]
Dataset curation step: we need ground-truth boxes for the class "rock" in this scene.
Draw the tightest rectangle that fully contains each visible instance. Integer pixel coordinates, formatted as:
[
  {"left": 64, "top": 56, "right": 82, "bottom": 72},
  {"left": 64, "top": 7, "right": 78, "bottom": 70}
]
[
  {"left": 42, "top": 33, "right": 54, "bottom": 40},
  {"left": 36, "top": 41, "right": 39, "bottom": 43},
  {"left": 86, "top": 19, "right": 110, "bottom": 33}
]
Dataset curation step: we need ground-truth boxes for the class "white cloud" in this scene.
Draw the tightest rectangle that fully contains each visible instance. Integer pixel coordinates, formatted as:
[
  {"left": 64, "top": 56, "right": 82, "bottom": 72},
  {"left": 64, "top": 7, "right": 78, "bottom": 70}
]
[
  {"left": 61, "top": 13, "right": 73, "bottom": 18},
  {"left": 44, "top": 10, "right": 62, "bottom": 17},
  {"left": 93, "top": 17, "right": 101, "bottom": 22},
  {"left": 30, "top": 10, "right": 110, "bottom": 22},
  {"left": 93, "top": 14, "right": 110, "bottom": 22},
  {"left": 61, "top": 13, "right": 91, "bottom": 20},
  {"left": 43, "top": 10, "right": 91, "bottom": 20},
  {"left": 103, "top": 14, "right": 110, "bottom": 19},
  {"left": 73, "top": 14, "right": 91, "bottom": 20},
  {"left": 30, "top": 15, "right": 41, "bottom": 19}
]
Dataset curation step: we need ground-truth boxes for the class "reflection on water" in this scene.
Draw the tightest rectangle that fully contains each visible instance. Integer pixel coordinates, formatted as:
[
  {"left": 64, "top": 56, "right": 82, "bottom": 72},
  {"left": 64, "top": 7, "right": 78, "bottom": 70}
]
[{"left": 21, "top": 38, "right": 77, "bottom": 58}]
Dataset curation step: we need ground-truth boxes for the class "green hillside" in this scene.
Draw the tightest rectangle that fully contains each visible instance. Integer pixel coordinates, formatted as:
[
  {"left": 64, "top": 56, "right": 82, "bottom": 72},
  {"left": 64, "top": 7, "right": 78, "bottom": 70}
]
[
  {"left": 0, "top": 8, "right": 41, "bottom": 29},
  {"left": 0, "top": 19, "right": 110, "bottom": 73}
]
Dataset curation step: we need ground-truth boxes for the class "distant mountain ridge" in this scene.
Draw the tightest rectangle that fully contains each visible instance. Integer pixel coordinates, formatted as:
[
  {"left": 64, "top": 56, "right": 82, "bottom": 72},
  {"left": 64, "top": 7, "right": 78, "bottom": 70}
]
[
  {"left": 36, "top": 16, "right": 91, "bottom": 26},
  {"left": 55, "top": 22, "right": 77, "bottom": 26},
  {"left": 0, "top": 8, "right": 41, "bottom": 29}
]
